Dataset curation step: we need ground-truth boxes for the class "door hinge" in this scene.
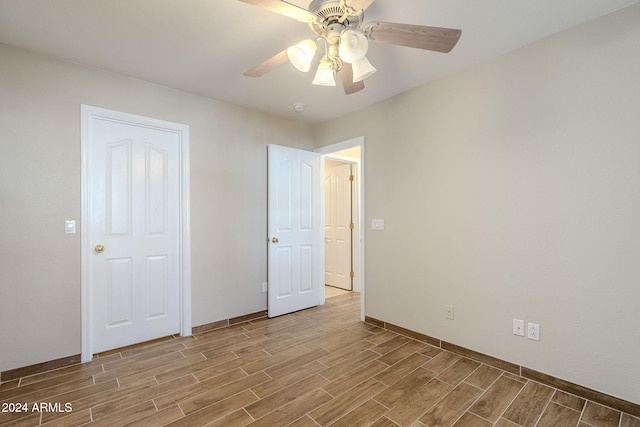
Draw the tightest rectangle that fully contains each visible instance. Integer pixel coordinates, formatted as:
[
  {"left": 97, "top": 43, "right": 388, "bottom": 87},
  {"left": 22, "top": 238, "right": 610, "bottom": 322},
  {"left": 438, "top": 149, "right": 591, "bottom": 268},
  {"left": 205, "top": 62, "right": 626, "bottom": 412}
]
[
  {"left": 350, "top": 223, "right": 354, "bottom": 230},
  {"left": 349, "top": 174, "right": 354, "bottom": 182},
  {"left": 350, "top": 271, "right": 355, "bottom": 278}
]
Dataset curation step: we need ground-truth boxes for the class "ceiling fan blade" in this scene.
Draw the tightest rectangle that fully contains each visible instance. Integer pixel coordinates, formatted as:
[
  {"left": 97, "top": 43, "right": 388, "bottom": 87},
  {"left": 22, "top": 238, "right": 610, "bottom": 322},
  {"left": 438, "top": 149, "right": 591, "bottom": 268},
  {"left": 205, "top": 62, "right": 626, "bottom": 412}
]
[
  {"left": 339, "top": 63, "right": 365, "bottom": 95},
  {"left": 244, "top": 49, "right": 289, "bottom": 77},
  {"left": 345, "top": 0, "right": 375, "bottom": 12},
  {"left": 364, "top": 22, "right": 461, "bottom": 53},
  {"left": 238, "top": 0, "right": 321, "bottom": 23}
]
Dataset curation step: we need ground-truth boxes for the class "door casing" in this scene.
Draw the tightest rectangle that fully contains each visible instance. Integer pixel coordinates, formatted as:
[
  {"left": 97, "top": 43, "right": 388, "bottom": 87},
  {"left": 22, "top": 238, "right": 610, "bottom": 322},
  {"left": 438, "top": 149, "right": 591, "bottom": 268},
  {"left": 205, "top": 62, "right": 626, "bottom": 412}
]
[{"left": 80, "top": 105, "right": 192, "bottom": 362}]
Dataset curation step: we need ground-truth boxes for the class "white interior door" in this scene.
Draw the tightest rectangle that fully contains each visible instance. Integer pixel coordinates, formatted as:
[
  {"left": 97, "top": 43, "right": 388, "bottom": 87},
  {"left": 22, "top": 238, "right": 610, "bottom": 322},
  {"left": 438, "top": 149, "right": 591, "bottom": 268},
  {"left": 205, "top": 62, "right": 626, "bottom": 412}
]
[
  {"left": 325, "top": 163, "right": 353, "bottom": 290},
  {"left": 268, "top": 144, "right": 323, "bottom": 318},
  {"left": 85, "top": 108, "right": 187, "bottom": 354}
]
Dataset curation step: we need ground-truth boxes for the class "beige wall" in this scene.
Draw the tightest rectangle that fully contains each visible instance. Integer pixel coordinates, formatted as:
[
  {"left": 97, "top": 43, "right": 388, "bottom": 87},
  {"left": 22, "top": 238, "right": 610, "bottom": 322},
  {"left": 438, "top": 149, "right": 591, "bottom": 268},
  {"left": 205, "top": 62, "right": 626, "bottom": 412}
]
[
  {"left": 0, "top": 43, "right": 313, "bottom": 372},
  {"left": 314, "top": 4, "right": 640, "bottom": 404}
]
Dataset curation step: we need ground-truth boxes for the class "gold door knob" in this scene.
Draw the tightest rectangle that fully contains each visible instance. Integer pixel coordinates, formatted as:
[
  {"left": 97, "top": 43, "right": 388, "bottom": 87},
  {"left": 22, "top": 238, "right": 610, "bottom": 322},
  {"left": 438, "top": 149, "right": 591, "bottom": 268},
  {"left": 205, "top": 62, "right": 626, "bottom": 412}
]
[
  {"left": 271, "top": 237, "right": 279, "bottom": 243},
  {"left": 94, "top": 244, "right": 105, "bottom": 253}
]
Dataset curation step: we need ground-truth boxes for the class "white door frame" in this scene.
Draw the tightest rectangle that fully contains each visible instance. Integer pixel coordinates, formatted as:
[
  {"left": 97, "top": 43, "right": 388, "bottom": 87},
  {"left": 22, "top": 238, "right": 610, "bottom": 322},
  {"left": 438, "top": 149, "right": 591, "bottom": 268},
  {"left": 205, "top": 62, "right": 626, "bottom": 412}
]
[
  {"left": 80, "top": 105, "right": 192, "bottom": 362},
  {"left": 316, "top": 136, "right": 365, "bottom": 321}
]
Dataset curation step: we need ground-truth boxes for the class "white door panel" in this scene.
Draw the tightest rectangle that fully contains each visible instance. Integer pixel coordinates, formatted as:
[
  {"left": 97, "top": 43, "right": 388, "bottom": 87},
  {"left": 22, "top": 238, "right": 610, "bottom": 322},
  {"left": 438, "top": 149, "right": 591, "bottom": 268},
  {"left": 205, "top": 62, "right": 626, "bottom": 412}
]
[
  {"left": 87, "top": 113, "right": 181, "bottom": 353},
  {"left": 268, "top": 144, "right": 323, "bottom": 317},
  {"left": 325, "top": 163, "right": 353, "bottom": 290}
]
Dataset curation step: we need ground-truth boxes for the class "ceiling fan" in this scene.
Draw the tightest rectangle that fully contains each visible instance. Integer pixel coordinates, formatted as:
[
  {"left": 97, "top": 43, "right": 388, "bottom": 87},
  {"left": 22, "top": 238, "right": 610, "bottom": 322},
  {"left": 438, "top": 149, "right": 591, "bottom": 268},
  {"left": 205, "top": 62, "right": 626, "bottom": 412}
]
[{"left": 239, "top": 0, "right": 462, "bottom": 95}]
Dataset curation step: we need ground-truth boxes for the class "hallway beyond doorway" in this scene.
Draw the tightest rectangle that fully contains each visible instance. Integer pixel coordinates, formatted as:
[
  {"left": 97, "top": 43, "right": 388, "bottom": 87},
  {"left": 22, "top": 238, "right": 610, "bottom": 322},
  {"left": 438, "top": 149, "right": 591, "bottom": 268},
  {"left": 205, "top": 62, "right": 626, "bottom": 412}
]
[{"left": 325, "top": 285, "right": 351, "bottom": 299}]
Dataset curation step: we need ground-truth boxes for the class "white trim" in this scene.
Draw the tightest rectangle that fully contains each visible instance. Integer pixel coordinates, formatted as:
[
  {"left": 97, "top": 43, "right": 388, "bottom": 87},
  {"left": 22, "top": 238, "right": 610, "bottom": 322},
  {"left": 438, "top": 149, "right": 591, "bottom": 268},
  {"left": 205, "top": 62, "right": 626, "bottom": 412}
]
[
  {"left": 315, "top": 136, "right": 365, "bottom": 321},
  {"left": 80, "top": 105, "right": 191, "bottom": 362}
]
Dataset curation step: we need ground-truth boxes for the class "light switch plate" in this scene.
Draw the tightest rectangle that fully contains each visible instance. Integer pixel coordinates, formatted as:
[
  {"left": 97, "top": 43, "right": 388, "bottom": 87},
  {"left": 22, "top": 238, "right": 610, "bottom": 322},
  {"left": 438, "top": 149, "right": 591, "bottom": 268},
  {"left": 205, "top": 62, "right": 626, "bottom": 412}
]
[
  {"left": 65, "top": 220, "right": 76, "bottom": 234},
  {"left": 372, "top": 219, "right": 385, "bottom": 230}
]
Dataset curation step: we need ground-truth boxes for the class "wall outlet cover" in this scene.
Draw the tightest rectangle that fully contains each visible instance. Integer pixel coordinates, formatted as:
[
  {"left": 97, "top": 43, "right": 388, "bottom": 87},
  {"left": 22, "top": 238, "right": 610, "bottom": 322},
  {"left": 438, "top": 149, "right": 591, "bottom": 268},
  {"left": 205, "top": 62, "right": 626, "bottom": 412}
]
[
  {"left": 527, "top": 323, "right": 540, "bottom": 341},
  {"left": 513, "top": 319, "right": 525, "bottom": 336},
  {"left": 445, "top": 305, "right": 454, "bottom": 320}
]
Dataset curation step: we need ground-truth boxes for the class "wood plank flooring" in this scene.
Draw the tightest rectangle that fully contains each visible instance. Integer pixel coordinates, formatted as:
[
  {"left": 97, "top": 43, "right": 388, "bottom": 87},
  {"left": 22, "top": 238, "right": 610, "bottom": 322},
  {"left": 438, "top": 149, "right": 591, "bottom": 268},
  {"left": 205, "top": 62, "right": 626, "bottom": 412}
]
[{"left": 1, "top": 292, "right": 639, "bottom": 427}]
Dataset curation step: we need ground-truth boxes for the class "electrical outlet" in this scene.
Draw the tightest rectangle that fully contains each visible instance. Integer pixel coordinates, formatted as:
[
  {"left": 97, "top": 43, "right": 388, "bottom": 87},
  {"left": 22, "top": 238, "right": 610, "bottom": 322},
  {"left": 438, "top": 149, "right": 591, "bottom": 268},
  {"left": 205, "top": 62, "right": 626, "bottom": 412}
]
[
  {"left": 445, "top": 305, "right": 454, "bottom": 320},
  {"left": 262, "top": 282, "right": 268, "bottom": 293},
  {"left": 527, "top": 323, "right": 540, "bottom": 341},
  {"left": 513, "top": 319, "right": 525, "bottom": 336}
]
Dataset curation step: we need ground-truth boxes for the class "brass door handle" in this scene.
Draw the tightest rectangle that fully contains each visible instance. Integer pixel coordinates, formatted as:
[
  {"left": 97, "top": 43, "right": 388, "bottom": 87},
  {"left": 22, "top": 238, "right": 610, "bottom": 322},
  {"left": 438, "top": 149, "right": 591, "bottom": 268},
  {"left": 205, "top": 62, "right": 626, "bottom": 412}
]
[
  {"left": 94, "top": 244, "right": 105, "bottom": 253},
  {"left": 271, "top": 237, "right": 279, "bottom": 243}
]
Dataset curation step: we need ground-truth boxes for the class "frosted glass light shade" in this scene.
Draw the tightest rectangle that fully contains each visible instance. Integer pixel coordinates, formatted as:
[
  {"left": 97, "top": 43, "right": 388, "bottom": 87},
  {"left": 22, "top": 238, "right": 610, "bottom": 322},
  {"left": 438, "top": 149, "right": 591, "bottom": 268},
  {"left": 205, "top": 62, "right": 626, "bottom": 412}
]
[
  {"left": 287, "top": 39, "right": 317, "bottom": 72},
  {"left": 312, "top": 58, "right": 336, "bottom": 86},
  {"left": 352, "top": 56, "right": 376, "bottom": 82},
  {"left": 339, "top": 29, "right": 368, "bottom": 64}
]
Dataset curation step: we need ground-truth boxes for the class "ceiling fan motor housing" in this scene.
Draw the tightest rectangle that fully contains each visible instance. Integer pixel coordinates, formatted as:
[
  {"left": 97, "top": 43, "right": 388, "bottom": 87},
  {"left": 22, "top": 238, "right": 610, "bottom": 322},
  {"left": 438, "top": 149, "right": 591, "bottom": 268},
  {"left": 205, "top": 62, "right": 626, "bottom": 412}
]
[{"left": 307, "top": 0, "right": 362, "bottom": 34}]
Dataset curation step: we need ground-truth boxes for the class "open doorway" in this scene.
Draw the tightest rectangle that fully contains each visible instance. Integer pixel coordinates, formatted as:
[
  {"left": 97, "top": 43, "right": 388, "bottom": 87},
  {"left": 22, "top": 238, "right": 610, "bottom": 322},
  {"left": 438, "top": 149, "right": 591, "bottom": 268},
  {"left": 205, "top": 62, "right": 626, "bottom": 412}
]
[
  {"left": 324, "top": 157, "right": 357, "bottom": 292},
  {"left": 317, "top": 137, "right": 364, "bottom": 319}
]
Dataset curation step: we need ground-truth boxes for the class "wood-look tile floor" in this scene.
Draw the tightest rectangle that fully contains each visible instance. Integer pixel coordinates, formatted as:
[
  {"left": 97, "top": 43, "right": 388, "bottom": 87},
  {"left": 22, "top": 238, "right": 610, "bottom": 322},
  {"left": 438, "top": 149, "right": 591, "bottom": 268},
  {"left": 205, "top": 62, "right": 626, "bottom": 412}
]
[{"left": 1, "top": 292, "right": 639, "bottom": 427}]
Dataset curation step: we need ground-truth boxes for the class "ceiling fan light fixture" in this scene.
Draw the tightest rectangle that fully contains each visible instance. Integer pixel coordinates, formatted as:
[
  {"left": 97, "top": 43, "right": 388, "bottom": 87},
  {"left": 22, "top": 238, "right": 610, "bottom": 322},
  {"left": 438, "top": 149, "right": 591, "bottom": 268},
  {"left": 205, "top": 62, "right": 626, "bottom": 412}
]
[
  {"left": 287, "top": 39, "right": 317, "bottom": 72},
  {"left": 312, "top": 57, "right": 336, "bottom": 86},
  {"left": 338, "top": 29, "right": 368, "bottom": 64},
  {"left": 352, "top": 56, "right": 376, "bottom": 82}
]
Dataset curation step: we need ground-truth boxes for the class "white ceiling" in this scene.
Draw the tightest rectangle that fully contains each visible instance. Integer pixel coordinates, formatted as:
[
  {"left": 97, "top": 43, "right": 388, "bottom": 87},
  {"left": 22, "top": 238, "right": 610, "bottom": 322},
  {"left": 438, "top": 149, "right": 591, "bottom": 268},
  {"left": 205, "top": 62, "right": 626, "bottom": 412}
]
[{"left": 1, "top": 0, "right": 638, "bottom": 124}]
